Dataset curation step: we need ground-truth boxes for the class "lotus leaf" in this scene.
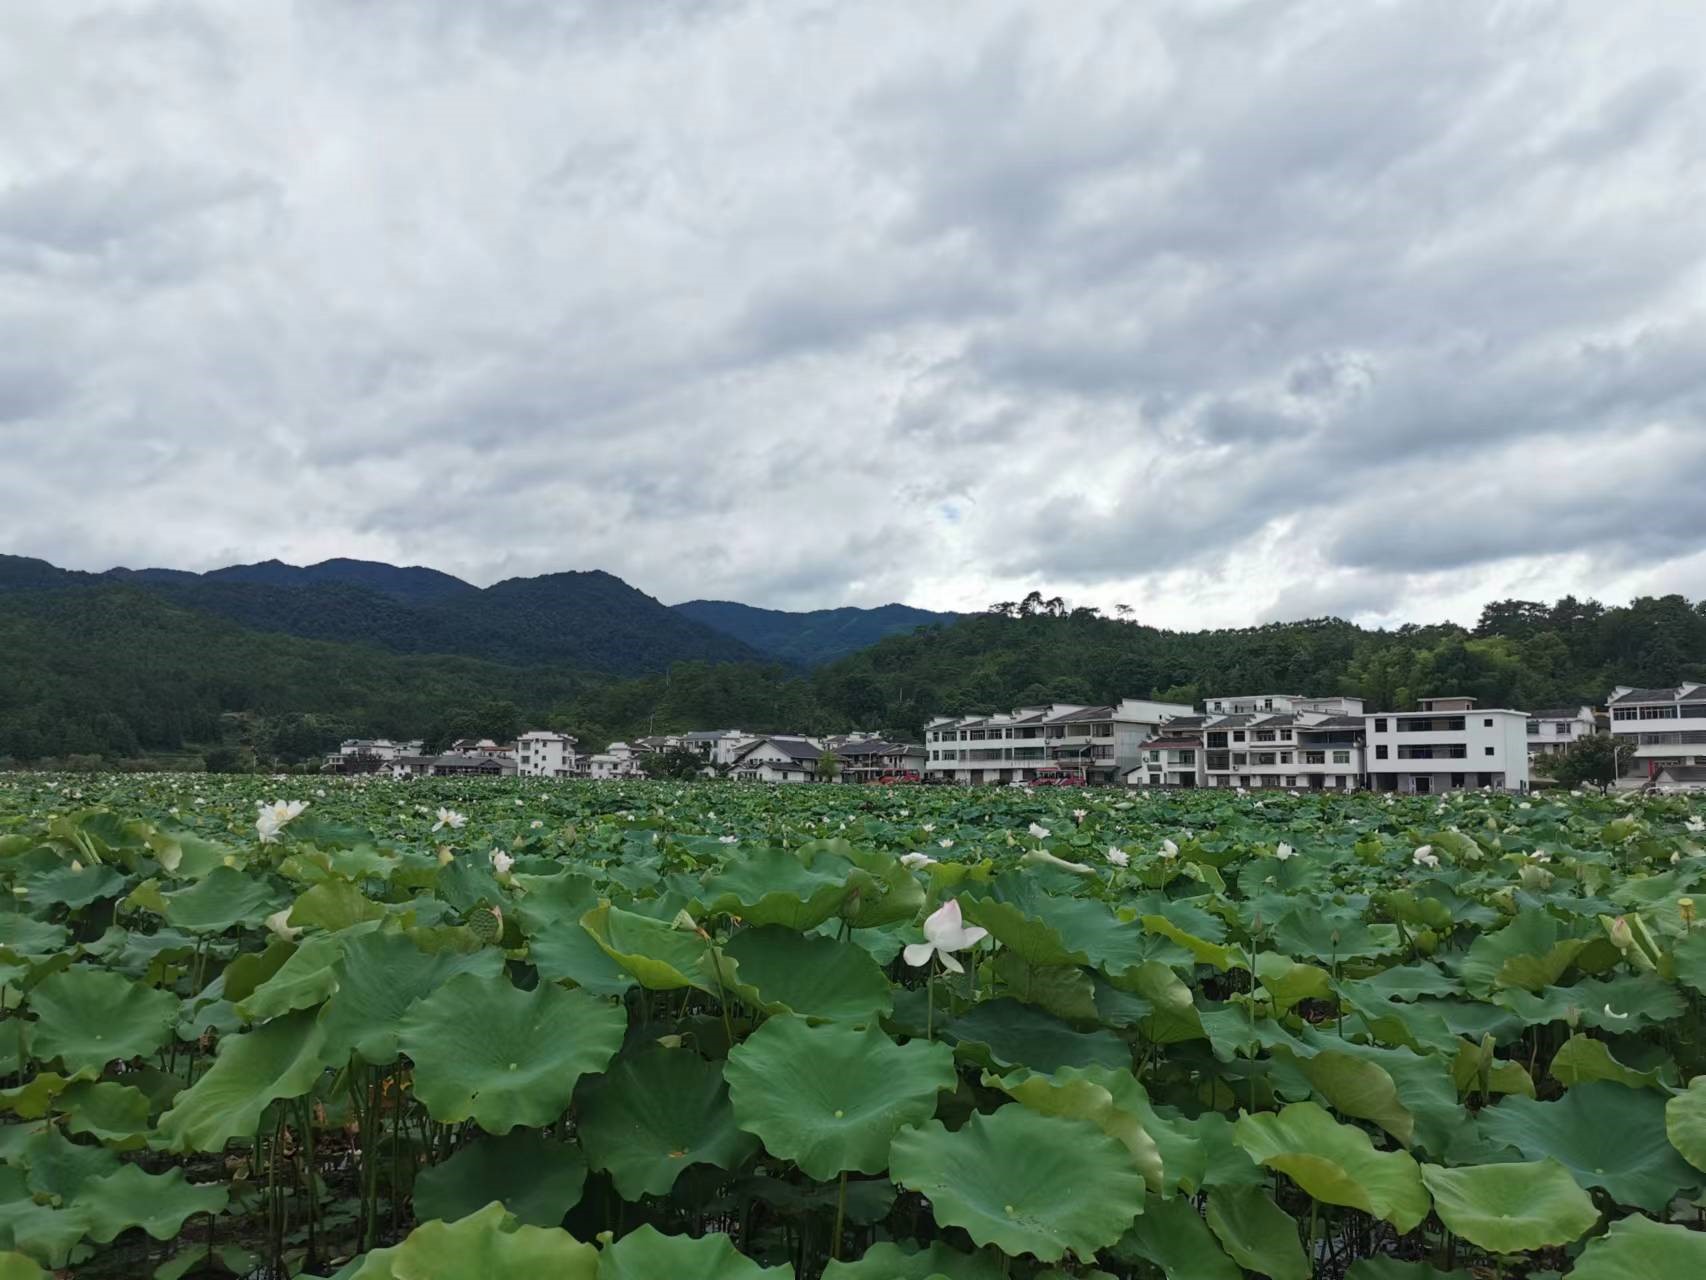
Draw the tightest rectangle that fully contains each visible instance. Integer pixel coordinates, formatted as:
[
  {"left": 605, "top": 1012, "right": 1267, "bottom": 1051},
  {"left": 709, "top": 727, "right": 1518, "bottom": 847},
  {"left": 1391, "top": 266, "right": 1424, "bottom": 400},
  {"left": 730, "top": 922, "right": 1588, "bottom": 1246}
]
[
  {"left": 888, "top": 1106, "right": 1145, "bottom": 1261},
  {"left": 318, "top": 930, "right": 503, "bottom": 1064},
  {"left": 1478, "top": 1080, "right": 1700, "bottom": 1210},
  {"left": 725, "top": 1016, "right": 954, "bottom": 1179},
  {"left": 576, "top": 1047, "right": 758, "bottom": 1197},
  {"left": 1417, "top": 1158, "right": 1596, "bottom": 1253},
  {"left": 1203, "top": 1186, "right": 1307, "bottom": 1280},
  {"left": 1232, "top": 1101, "right": 1429, "bottom": 1231},
  {"left": 723, "top": 925, "right": 892, "bottom": 1022},
  {"left": 157, "top": 1009, "right": 333, "bottom": 1152},
  {"left": 397, "top": 972, "right": 625, "bottom": 1132},
  {"left": 1569, "top": 1212, "right": 1706, "bottom": 1278},
  {"left": 411, "top": 1130, "right": 586, "bottom": 1227},
  {"left": 26, "top": 967, "right": 178, "bottom": 1073},
  {"left": 599, "top": 1223, "right": 794, "bottom": 1279},
  {"left": 345, "top": 1201, "right": 598, "bottom": 1278}
]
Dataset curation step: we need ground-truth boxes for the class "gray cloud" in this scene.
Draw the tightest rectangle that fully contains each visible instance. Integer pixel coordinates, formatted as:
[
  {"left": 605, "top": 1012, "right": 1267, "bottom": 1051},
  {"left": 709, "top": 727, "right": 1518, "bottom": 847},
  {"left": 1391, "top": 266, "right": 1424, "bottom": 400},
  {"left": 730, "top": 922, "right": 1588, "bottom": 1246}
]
[{"left": 1, "top": 0, "right": 1703, "bottom": 628}]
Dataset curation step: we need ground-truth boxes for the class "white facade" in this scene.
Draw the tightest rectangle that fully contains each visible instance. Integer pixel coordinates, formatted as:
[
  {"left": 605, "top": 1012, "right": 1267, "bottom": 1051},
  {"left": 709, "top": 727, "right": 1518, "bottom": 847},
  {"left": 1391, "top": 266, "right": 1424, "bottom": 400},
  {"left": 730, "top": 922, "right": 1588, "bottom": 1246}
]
[
  {"left": 1365, "top": 698, "right": 1530, "bottom": 793},
  {"left": 1203, "top": 694, "right": 1365, "bottom": 717},
  {"left": 1526, "top": 707, "right": 1597, "bottom": 764},
  {"left": 681, "top": 729, "right": 755, "bottom": 767},
  {"left": 924, "top": 699, "right": 1193, "bottom": 786},
  {"left": 587, "top": 742, "right": 644, "bottom": 779},
  {"left": 516, "top": 729, "right": 580, "bottom": 778},
  {"left": 1608, "top": 684, "right": 1706, "bottom": 784},
  {"left": 729, "top": 736, "right": 824, "bottom": 783}
]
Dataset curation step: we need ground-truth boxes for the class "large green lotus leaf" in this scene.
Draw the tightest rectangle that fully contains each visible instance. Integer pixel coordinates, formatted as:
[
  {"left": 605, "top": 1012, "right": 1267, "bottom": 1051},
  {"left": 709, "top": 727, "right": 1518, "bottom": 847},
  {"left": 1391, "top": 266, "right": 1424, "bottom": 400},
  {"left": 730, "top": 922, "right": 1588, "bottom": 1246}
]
[
  {"left": 1140, "top": 916, "right": 1244, "bottom": 971},
  {"left": 1338, "top": 962, "right": 1460, "bottom": 1003},
  {"left": 1667, "top": 1075, "right": 1706, "bottom": 1172},
  {"left": 57, "top": 1082, "right": 150, "bottom": 1149},
  {"left": 161, "top": 866, "right": 286, "bottom": 933},
  {"left": 156, "top": 1009, "right": 333, "bottom": 1152},
  {"left": 0, "top": 1252, "right": 44, "bottom": 1279},
  {"left": 0, "top": 1174, "right": 86, "bottom": 1268},
  {"left": 1256, "top": 953, "right": 1332, "bottom": 1014},
  {"left": 1290, "top": 1032, "right": 1465, "bottom": 1162},
  {"left": 0, "top": 1073, "right": 89, "bottom": 1121},
  {"left": 1271, "top": 910, "right": 1397, "bottom": 961},
  {"left": 19, "top": 862, "right": 127, "bottom": 910},
  {"left": 75, "top": 1164, "right": 228, "bottom": 1242},
  {"left": 1203, "top": 1185, "right": 1307, "bottom": 1280},
  {"left": 1417, "top": 1159, "right": 1597, "bottom": 1254},
  {"left": 990, "top": 1067, "right": 1162, "bottom": 1191},
  {"left": 945, "top": 999, "right": 1130, "bottom": 1075},
  {"left": 699, "top": 846, "right": 862, "bottom": 930},
  {"left": 1115, "top": 962, "right": 1206, "bottom": 1044},
  {"left": 527, "top": 921, "right": 636, "bottom": 997},
  {"left": 411, "top": 1130, "right": 585, "bottom": 1228},
  {"left": 600, "top": 1223, "right": 793, "bottom": 1280},
  {"left": 839, "top": 844, "right": 928, "bottom": 930},
  {"left": 235, "top": 933, "right": 344, "bottom": 1022},
  {"left": 580, "top": 902, "right": 725, "bottom": 994},
  {"left": 1344, "top": 1260, "right": 1472, "bottom": 1280},
  {"left": 1569, "top": 1212, "right": 1706, "bottom": 1279},
  {"left": 397, "top": 972, "right": 624, "bottom": 1132},
  {"left": 1454, "top": 910, "right": 1585, "bottom": 994},
  {"left": 216, "top": 940, "right": 297, "bottom": 1006},
  {"left": 822, "top": 1240, "right": 1002, "bottom": 1279},
  {"left": 1232, "top": 1101, "right": 1429, "bottom": 1231},
  {"left": 991, "top": 952, "right": 1100, "bottom": 1023},
  {"left": 1112, "top": 1194, "right": 1240, "bottom": 1280},
  {"left": 10, "top": 1127, "right": 119, "bottom": 1203},
  {"left": 345, "top": 1202, "right": 598, "bottom": 1279},
  {"left": 889, "top": 1107, "right": 1145, "bottom": 1262},
  {"left": 26, "top": 967, "right": 178, "bottom": 1073},
  {"left": 1569, "top": 973, "right": 1686, "bottom": 1030},
  {"left": 958, "top": 884, "right": 1082, "bottom": 968},
  {"left": 1549, "top": 1034, "right": 1663, "bottom": 1090},
  {"left": 0, "top": 918, "right": 67, "bottom": 960},
  {"left": 1478, "top": 1080, "right": 1700, "bottom": 1210},
  {"left": 725, "top": 1017, "right": 953, "bottom": 1180},
  {"left": 1290, "top": 1048, "right": 1414, "bottom": 1146},
  {"left": 576, "top": 1048, "right": 758, "bottom": 1198},
  {"left": 723, "top": 926, "right": 892, "bottom": 1023},
  {"left": 287, "top": 880, "right": 386, "bottom": 933},
  {"left": 319, "top": 930, "right": 503, "bottom": 1065}
]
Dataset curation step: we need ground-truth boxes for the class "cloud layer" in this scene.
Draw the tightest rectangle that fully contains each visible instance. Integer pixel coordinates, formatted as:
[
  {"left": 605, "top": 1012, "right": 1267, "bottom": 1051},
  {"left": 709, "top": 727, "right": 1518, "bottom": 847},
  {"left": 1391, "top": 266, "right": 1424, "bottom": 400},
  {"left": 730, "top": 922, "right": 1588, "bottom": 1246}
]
[{"left": 3, "top": 0, "right": 1703, "bottom": 629}]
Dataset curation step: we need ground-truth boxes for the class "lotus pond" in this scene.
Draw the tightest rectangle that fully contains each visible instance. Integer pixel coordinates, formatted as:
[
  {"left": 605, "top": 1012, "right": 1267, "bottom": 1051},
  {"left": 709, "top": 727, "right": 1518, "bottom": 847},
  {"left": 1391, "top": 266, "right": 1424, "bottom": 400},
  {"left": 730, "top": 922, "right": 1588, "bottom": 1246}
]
[{"left": 1, "top": 773, "right": 1705, "bottom": 1278}]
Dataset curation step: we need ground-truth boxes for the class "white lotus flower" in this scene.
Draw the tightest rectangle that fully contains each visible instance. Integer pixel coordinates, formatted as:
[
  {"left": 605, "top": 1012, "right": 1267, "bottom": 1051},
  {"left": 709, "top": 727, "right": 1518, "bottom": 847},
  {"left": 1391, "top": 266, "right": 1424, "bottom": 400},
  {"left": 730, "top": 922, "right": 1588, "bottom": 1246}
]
[
  {"left": 1161, "top": 838, "right": 1179, "bottom": 859},
  {"left": 1412, "top": 846, "right": 1440, "bottom": 869},
  {"left": 1072, "top": 809, "right": 1088, "bottom": 820},
  {"left": 1105, "top": 846, "right": 1129, "bottom": 867},
  {"left": 489, "top": 849, "right": 514, "bottom": 876},
  {"left": 1532, "top": 849, "right": 1551, "bottom": 863},
  {"left": 937, "top": 838, "right": 955, "bottom": 849},
  {"left": 1687, "top": 816, "right": 1704, "bottom": 833},
  {"left": 901, "top": 852, "right": 936, "bottom": 869},
  {"left": 903, "top": 900, "right": 989, "bottom": 974},
  {"left": 530, "top": 819, "right": 543, "bottom": 830},
  {"left": 921, "top": 823, "right": 935, "bottom": 833},
  {"left": 264, "top": 908, "right": 302, "bottom": 942},
  {"left": 719, "top": 835, "right": 739, "bottom": 845},
  {"left": 1275, "top": 843, "right": 1295, "bottom": 861},
  {"left": 1028, "top": 823, "right": 1051, "bottom": 840},
  {"left": 256, "top": 799, "right": 308, "bottom": 844},
  {"left": 432, "top": 808, "right": 466, "bottom": 832}
]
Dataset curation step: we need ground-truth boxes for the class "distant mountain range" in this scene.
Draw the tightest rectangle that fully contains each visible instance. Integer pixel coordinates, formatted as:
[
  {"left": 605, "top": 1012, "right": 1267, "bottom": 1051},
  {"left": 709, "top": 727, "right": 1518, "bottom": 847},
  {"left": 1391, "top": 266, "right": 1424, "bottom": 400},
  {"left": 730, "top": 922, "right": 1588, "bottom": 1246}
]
[{"left": 0, "top": 554, "right": 956, "bottom": 673}]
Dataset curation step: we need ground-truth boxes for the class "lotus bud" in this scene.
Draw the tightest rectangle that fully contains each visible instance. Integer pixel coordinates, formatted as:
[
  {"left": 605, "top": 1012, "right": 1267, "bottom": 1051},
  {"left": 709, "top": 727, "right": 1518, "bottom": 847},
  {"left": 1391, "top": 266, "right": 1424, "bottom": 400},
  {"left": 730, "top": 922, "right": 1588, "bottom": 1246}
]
[
  {"left": 437, "top": 848, "right": 454, "bottom": 867},
  {"left": 1609, "top": 915, "right": 1634, "bottom": 951},
  {"left": 1564, "top": 1004, "right": 1580, "bottom": 1029},
  {"left": 1682, "top": 898, "right": 1696, "bottom": 927}
]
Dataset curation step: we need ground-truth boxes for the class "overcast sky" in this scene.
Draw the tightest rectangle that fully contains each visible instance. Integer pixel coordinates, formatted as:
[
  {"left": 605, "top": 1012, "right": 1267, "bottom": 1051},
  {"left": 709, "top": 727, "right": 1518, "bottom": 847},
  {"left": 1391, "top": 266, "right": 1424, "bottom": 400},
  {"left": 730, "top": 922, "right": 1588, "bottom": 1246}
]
[{"left": 3, "top": 2, "right": 1704, "bottom": 629}]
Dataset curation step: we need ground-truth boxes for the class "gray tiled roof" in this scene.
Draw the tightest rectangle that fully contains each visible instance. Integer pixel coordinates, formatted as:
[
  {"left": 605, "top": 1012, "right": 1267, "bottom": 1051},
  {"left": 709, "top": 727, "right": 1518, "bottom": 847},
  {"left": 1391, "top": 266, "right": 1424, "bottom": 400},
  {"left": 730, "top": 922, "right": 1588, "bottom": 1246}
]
[{"left": 1611, "top": 687, "right": 1688, "bottom": 704}]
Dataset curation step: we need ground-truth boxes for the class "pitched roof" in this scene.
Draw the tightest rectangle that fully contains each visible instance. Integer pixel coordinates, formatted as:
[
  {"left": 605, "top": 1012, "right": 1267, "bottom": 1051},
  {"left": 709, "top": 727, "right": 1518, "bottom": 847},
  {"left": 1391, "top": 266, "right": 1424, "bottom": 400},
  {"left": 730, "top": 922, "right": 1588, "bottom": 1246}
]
[
  {"left": 1300, "top": 715, "right": 1366, "bottom": 730},
  {"left": 1530, "top": 707, "right": 1591, "bottom": 721},
  {"left": 1209, "top": 714, "right": 1255, "bottom": 727},
  {"left": 1044, "top": 705, "right": 1114, "bottom": 724},
  {"left": 1161, "top": 715, "right": 1209, "bottom": 728},
  {"left": 1611, "top": 686, "right": 1690, "bottom": 704},
  {"left": 1655, "top": 765, "right": 1706, "bottom": 783},
  {"left": 1140, "top": 738, "right": 1200, "bottom": 750}
]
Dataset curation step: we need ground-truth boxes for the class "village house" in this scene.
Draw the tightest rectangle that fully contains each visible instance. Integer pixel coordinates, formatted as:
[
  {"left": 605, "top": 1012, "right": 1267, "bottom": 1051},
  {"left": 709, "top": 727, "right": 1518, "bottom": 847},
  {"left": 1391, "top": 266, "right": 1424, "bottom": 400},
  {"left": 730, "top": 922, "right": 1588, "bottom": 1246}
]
[
  {"left": 924, "top": 699, "right": 1193, "bottom": 786},
  {"left": 515, "top": 729, "right": 580, "bottom": 778},
  {"left": 834, "top": 738, "right": 926, "bottom": 784},
  {"left": 1607, "top": 683, "right": 1706, "bottom": 787},
  {"left": 1364, "top": 696, "right": 1529, "bottom": 794},
  {"left": 729, "top": 736, "right": 826, "bottom": 783},
  {"left": 587, "top": 741, "right": 645, "bottom": 779}
]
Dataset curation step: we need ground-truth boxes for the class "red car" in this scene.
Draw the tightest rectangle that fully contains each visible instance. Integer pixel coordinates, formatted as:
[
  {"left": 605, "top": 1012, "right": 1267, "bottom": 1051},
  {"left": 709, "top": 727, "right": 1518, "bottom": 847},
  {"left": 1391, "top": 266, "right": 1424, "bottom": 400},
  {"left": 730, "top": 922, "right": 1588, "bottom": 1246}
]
[{"left": 877, "top": 771, "right": 922, "bottom": 784}]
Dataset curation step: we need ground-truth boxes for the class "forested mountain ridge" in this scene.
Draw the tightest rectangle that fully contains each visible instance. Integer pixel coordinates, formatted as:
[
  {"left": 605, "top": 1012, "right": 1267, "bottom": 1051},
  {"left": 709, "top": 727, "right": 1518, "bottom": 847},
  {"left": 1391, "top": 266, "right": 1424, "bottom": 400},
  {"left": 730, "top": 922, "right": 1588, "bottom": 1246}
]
[
  {"left": 673, "top": 598, "right": 962, "bottom": 666},
  {"left": 0, "top": 555, "right": 762, "bottom": 675}
]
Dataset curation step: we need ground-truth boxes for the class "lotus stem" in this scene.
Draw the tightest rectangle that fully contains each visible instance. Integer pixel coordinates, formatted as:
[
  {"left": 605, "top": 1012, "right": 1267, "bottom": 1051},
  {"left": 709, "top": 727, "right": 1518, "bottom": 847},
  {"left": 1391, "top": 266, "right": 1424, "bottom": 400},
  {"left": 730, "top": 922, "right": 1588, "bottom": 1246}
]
[{"left": 831, "top": 1170, "right": 847, "bottom": 1260}]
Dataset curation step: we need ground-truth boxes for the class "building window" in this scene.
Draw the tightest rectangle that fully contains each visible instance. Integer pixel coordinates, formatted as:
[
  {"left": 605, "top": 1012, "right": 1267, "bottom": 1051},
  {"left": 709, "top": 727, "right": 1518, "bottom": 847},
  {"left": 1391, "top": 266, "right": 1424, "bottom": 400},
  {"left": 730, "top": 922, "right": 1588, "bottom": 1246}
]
[
  {"left": 1178, "top": 750, "right": 1195, "bottom": 765},
  {"left": 1374, "top": 719, "right": 1387, "bottom": 733},
  {"left": 1234, "top": 731, "right": 1247, "bottom": 742},
  {"left": 1613, "top": 707, "right": 1637, "bottom": 720},
  {"left": 1254, "top": 730, "right": 1275, "bottom": 742},
  {"left": 1483, "top": 718, "right": 1493, "bottom": 727},
  {"left": 1526, "top": 721, "right": 1539, "bottom": 735},
  {"left": 1376, "top": 745, "right": 1388, "bottom": 760},
  {"left": 1304, "top": 751, "right": 1325, "bottom": 765},
  {"left": 1333, "top": 750, "right": 1350, "bottom": 764},
  {"left": 1485, "top": 746, "right": 1495, "bottom": 755},
  {"left": 1639, "top": 705, "right": 1679, "bottom": 720},
  {"left": 1478, "top": 773, "right": 1493, "bottom": 787},
  {"left": 1207, "top": 732, "right": 1227, "bottom": 748}
]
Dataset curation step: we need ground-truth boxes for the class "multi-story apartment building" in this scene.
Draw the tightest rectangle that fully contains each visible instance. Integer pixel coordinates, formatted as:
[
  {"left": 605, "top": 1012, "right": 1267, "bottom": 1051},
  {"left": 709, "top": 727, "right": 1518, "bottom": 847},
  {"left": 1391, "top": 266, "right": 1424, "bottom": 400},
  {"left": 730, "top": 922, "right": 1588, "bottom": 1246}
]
[
  {"left": 515, "top": 729, "right": 580, "bottom": 778},
  {"left": 681, "top": 729, "right": 754, "bottom": 767},
  {"left": 1365, "top": 697, "right": 1529, "bottom": 794},
  {"left": 835, "top": 739, "right": 926, "bottom": 784},
  {"left": 924, "top": 699, "right": 1193, "bottom": 785},
  {"left": 1203, "top": 694, "right": 1366, "bottom": 717},
  {"left": 587, "top": 741, "right": 644, "bottom": 779},
  {"left": 1129, "top": 736, "right": 1202, "bottom": 787},
  {"left": 1525, "top": 706, "right": 1597, "bottom": 770},
  {"left": 1608, "top": 683, "right": 1706, "bottom": 785}
]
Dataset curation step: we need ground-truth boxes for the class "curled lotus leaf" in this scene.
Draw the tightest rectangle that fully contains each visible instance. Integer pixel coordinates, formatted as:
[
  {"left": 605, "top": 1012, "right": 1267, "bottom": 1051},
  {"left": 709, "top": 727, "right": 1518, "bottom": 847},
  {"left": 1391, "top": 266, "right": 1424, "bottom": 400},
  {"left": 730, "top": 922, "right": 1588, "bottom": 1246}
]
[
  {"left": 1232, "top": 1101, "right": 1429, "bottom": 1232},
  {"left": 888, "top": 1106, "right": 1146, "bottom": 1262}
]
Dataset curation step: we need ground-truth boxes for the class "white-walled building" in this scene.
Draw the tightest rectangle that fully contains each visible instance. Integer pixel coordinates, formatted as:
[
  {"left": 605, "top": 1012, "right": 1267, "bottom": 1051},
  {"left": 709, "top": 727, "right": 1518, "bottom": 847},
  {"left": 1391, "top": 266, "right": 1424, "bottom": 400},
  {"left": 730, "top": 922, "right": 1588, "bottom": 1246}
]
[
  {"left": 1203, "top": 694, "right": 1365, "bottom": 717},
  {"left": 516, "top": 729, "right": 580, "bottom": 778},
  {"left": 1608, "top": 683, "right": 1706, "bottom": 785},
  {"left": 1127, "top": 736, "right": 1202, "bottom": 788},
  {"left": 1365, "top": 697, "right": 1530, "bottom": 793},
  {"left": 1526, "top": 707, "right": 1597, "bottom": 765},
  {"left": 681, "top": 729, "right": 754, "bottom": 767},
  {"left": 924, "top": 699, "right": 1193, "bottom": 785},
  {"left": 729, "top": 736, "right": 826, "bottom": 783},
  {"left": 587, "top": 742, "right": 644, "bottom": 779}
]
